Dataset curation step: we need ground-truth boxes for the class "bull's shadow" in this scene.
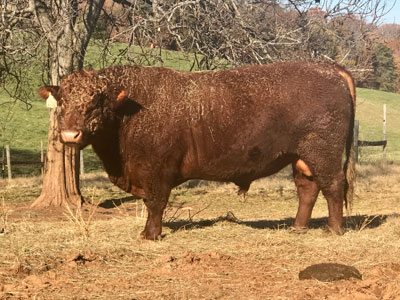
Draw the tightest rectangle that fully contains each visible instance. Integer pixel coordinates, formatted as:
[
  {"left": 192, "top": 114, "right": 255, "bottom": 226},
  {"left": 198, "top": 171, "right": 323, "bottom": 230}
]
[
  {"left": 163, "top": 212, "right": 397, "bottom": 233},
  {"left": 99, "top": 196, "right": 139, "bottom": 208},
  {"left": 97, "top": 194, "right": 396, "bottom": 233}
]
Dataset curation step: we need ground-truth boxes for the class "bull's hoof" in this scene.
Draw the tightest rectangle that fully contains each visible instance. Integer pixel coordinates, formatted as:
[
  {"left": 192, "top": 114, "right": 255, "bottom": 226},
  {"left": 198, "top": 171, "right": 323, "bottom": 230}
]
[
  {"left": 140, "top": 230, "right": 161, "bottom": 241},
  {"left": 324, "top": 225, "right": 344, "bottom": 235},
  {"left": 288, "top": 226, "right": 308, "bottom": 234}
]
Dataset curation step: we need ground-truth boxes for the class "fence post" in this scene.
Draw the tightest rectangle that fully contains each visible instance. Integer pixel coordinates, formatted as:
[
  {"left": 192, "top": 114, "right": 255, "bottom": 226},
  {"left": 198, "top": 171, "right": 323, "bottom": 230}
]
[
  {"left": 1, "top": 147, "right": 4, "bottom": 176},
  {"left": 5, "top": 145, "right": 11, "bottom": 180},
  {"left": 383, "top": 104, "right": 387, "bottom": 165},
  {"left": 354, "top": 120, "right": 359, "bottom": 163},
  {"left": 41, "top": 140, "right": 44, "bottom": 176},
  {"left": 80, "top": 150, "right": 84, "bottom": 175}
]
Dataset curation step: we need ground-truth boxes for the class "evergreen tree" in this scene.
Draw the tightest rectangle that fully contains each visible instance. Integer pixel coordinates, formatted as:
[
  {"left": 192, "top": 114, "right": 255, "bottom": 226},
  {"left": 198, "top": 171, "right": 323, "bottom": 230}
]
[{"left": 372, "top": 43, "right": 398, "bottom": 93}]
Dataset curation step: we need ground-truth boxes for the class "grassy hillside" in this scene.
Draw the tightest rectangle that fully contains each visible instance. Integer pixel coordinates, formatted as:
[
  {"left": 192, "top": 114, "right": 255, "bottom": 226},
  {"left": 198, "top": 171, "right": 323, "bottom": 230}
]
[
  {"left": 356, "top": 88, "right": 400, "bottom": 163},
  {"left": 0, "top": 96, "right": 49, "bottom": 176},
  {"left": 1, "top": 66, "right": 400, "bottom": 177}
]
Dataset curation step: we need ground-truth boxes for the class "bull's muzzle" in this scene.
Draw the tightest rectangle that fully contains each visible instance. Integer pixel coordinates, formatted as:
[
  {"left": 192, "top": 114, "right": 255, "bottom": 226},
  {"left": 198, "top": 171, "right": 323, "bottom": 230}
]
[{"left": 60, "top": 130, "right": 83, "bottom": 146}]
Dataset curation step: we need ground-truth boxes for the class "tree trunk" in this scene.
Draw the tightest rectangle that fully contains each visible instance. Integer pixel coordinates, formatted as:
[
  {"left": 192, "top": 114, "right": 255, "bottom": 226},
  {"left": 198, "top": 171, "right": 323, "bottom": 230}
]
[{"left": 31, "top": 107, "right": 83, "bottom": 208}]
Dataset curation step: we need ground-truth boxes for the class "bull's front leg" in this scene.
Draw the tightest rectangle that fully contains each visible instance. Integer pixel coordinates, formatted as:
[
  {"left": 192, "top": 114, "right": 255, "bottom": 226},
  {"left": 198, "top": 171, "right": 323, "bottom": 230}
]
[
  {"left": 140, "top": 180, "right": 171, "bottom": 240},
  {"left": 141, "top": 200, "right": 168, "bottom": 240}
]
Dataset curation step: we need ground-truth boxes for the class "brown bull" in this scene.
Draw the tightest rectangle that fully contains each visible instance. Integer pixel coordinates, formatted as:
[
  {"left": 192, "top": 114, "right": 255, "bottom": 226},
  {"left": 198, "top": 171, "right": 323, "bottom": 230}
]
[{"left": 38, "top": 62, "right": 355, "bottom": 240}]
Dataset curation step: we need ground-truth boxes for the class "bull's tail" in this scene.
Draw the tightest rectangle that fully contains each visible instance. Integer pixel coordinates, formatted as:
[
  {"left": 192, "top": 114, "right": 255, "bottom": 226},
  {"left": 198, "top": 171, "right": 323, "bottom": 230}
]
[
  {"left": 338, "top": 66, "right": 356, "bottom": 213},
  {"left": 344, "top": 134, "right": 355, "bottom": 212}
]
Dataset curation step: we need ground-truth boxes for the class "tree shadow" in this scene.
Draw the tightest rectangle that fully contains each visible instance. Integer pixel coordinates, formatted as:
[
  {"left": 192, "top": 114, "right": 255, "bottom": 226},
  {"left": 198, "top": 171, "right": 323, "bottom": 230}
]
[{"left": 163, "top": 212, "right": 398, "bottom": 233}]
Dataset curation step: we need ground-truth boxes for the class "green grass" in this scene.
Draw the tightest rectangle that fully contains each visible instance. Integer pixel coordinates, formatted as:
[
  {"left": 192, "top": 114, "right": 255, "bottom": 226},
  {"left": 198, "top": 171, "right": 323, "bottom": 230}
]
[
  {"left": 356, "top": 88, "right": 400, "bottom": 163},
  {"left": 1, "top": 46, "right": 400, "bottom": 177},
  {"left": 0, "top": 96, "right": 48, "bottom": 176}
]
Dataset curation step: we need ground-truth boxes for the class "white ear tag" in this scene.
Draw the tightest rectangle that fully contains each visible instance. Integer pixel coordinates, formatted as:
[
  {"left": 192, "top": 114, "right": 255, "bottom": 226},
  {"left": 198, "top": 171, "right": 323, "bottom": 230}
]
[{"left": 46, "top": 92, "right": 58, "bottom": 108}]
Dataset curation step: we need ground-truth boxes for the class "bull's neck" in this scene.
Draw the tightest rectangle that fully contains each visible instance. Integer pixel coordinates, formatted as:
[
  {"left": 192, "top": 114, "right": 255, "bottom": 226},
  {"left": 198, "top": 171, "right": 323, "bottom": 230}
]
[
  {"left": 91, "top": 124, "right": 135, "bottom": 194},
  {"left": 91, "top": 129, "right": 123, "bottom": 179},
  {"left": 114, "top": 66, "right": 160, "bottom": 108}
]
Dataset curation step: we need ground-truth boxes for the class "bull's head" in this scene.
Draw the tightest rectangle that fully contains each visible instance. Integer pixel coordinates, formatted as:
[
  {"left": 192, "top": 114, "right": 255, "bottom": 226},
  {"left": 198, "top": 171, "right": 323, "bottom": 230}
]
[{"left": 38, "top": 70, "right": 134, "bottom": 149}]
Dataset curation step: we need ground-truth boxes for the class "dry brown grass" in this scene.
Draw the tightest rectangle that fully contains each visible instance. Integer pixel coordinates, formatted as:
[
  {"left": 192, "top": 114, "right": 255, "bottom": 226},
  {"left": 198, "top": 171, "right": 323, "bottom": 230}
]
[{"left": 0, "top": 166, "right": 400, "bottom": 299}]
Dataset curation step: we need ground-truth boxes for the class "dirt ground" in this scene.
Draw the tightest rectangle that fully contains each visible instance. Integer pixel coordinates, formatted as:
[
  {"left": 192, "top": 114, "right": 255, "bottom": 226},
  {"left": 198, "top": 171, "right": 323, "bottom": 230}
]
[{"left": 1, "top": 165, "right": 400, "bottom": 299}]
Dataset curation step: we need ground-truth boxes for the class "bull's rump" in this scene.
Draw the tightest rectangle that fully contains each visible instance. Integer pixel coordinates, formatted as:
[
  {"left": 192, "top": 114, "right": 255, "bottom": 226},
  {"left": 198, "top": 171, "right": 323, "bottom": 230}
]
[{"left": 129, "top": 62, "right": 353, "bottom": 182}]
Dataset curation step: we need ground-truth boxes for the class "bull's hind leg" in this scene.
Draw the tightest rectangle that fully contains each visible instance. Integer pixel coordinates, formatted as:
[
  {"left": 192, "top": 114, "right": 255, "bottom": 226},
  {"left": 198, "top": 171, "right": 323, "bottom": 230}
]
[
  {"left": 320, "top": 171, "right": 345, "bottom": 235},
  {"left": 304, "top": 155, "right": 346, "bottom": 235},
  {"left": 298, "top": 128, "right": 349, "bottom": 234},
  {"left": 291, "top": 163, "right": 320, "bottom": 232}
]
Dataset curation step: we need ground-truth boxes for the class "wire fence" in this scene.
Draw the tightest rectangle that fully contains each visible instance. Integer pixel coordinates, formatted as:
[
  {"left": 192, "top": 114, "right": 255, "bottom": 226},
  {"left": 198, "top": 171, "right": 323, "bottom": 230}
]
[{"left": 0, "top": 143, "right": 103, "bottom": 180}]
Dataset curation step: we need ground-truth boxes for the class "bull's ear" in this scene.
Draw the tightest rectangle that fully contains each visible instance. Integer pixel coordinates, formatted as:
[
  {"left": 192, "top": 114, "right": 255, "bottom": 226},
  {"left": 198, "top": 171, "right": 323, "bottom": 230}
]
[
  {"left": 114, "top": 90, "right": 142, "bottom": 115},
  {"left": 115, "top": 90, "right": 128, "bottom": 105},
  {"left": 38, "top": 86, "right": 60, "bottom": 100},
  {"left": 38, "top": 86, "right": 61, "bottom": 108}
]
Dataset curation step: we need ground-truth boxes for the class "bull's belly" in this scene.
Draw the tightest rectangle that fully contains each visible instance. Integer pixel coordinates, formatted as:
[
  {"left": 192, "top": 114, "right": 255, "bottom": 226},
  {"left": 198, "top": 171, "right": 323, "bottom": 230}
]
[{"left": 180, "top": 150, "right": 297, "bottom": 183}]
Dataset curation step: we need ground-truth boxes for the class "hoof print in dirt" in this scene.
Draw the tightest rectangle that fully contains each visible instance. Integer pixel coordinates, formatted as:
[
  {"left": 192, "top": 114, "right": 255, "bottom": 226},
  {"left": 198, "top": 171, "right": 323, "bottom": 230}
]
[{"left": 299, "top": 263, "right": 362, "bottom": 282}]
